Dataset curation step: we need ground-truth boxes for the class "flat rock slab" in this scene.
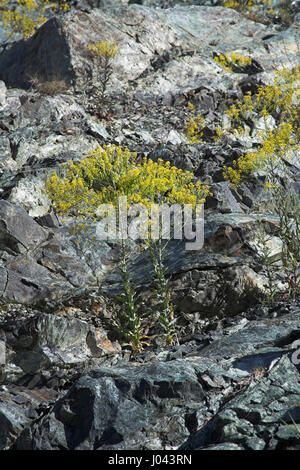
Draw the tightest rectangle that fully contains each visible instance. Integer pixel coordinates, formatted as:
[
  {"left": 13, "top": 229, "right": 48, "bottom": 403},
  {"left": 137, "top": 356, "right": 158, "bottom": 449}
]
[
  {"left": 0, "top": 200, "right": 48, "bottom": 255},
  {"left": 0, "top": 384, "right": 58, "bottom": 450},
  {"left": 198, "top": 308, "right": 300, "bottom": 359}
]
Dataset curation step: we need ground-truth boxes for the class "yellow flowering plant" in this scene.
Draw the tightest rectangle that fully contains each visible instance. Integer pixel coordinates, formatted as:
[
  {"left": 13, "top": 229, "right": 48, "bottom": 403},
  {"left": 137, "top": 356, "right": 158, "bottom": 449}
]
[
  {"left": 223, "top": 67, "right": 300, "bottom": 185},
  {"left": 87, "top": 41, "right": 120, "bottom": 107},
  {"left": 185, "top": 102, "right": 205, "bottom": 144},
  {"left": 46, "top": 145, "right": 210, "bottom": 216},
  {"left": 223, "top": 122, "right": 298, "bottom": 186},
  {"left": 222, "top": 0, "right": 276, "bottom": 20},
  {"left": 214, "top": 51, "right": 252, "bottom": 73},
  {"left": 46, "top": 145, "right": 211, "bottom": 351},
  {"left": 215, "top": 64, "right": 300, "bottom": 301},
  {"left": 223, "top": 0, "right": 297, "bottom": 24},
  {"left": 0, "top": 0, "right": 69, "bottom": 39}
]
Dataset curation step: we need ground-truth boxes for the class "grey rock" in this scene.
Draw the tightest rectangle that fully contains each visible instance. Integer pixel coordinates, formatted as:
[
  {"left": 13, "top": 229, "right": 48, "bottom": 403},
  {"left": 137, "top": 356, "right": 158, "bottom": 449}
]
[
  {"left": 181, "top": 355, "right": 300, "bottom": 450},
  {"left": 245, "top": 437, "right": 266, "bottom": 450},
  {"left": 14, "top": 359, "right": 208, "bottom": 449},
  {"left": 35, "top": 212, "right": 60, "bottom": 229},
  {"left": 206, "top": 182, "right": 244, "bottom": 213},
  {"left": 87, "top": 121, "right": 111, "bottom": 140},
  {"left": 15, "top": 314, "right": 93, "bottom": 374},
  {"left": 0, "top": 81, "right": 6, "bottom": 108},
  {"left": 1, "top": 254, "right": 73, "bottom": 304},
  {"left": 0, "top": 137, "right": 12, "bottom": 176},
  {"left": 13, "top": 351, "right": 300, "bottom": 450},
  {"left": 0, "top": 200, "right": 48, "bottom": 254},
  {"left": 0, "top": 17, "right": 75, "bottom": 90},
  {"left": 202, "top": 442, "right": 244, "bottom": 450},
  {"left": 0, "top": 198, "right": 123, "bottom": 304},
  {"left": 0, "top": 330, "right": 5, "bottom": 365},
  {"left": 0, "top": 385, "right": 58, "bottom": 450},
  {"left": 200, "top": 308, "right": 300, "bottom": 359},
  {"left": 10, "top": 314, "right": 119, "bottom": 374}
]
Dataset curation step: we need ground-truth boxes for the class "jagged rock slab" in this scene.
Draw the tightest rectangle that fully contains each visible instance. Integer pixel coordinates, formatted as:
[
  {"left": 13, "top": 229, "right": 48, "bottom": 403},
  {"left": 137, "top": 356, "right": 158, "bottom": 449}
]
[
  {"left": 2, "top": 313, "right": 120, "bottom": 375},
  {"left": 13, "top": 351, "right": 300, "bottom": 450},
  {"left": 0, "top": 200, "right": 48, "bottom": 254},
  {"left": 0, "top": 201, "right": 121, "bottom": 304},
  {"left": 181, "top": 355, "right": 300, "bottom": 450},
  {"left": 0, "top": 384, "right": 58, "bottom": 450},
  {"left": 13, "top": 357, "right": 244, "bottom": 450},
  {"left": 102, "top": 212, "right": 281, "bottom": 316}
]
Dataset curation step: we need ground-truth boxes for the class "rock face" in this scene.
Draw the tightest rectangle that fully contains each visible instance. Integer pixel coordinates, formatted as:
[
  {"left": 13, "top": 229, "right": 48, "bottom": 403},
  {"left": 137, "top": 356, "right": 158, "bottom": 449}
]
[
  {"left": 0, "top": 4, "right": 299, "bottom": 93},
  {"left": 103, "top": 212, "right": 281, "bottom": 319},
  {"left": 0, "top": 200, "right": 121, "bottom": 304},
  {"left": 0, "top": 200, "right": 48, "bottom": 254},
  {"left": 11, "top": 307, "right": 300, "bottom": 450},
  {"left": 182, "top": 355, "right": 300, "bottom": 450},
  {"left": 0, "top": 0, "right": 299, "bottom": 451}
]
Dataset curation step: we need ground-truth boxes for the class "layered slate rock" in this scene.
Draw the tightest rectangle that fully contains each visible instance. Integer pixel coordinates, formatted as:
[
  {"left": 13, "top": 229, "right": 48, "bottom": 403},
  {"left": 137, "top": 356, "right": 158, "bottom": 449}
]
[
  {"left": 181, "top": 356, "right": 300, "bottom": 450},
  {"left": 103, "top": 212, "right": 282, "bottom": 316},
  {"left": 8, "top": 304, "right": 300, "bottom": 450},
  {"left": 0, "top": 201, "right": 119, "bottom": 304},
  {"left": 13, "top": 358, "right": 227, "bottom": 450},
  {"left": 2, "top": 313, "right": 120, "bottom": 376}
]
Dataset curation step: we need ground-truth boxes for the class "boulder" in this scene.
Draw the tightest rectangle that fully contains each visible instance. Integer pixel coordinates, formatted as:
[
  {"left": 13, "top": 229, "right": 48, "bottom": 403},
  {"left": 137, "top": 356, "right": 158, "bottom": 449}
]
[
  {"left": 5, "top": 313, "right": 120, "bottom": 375},
  {"left": 0, "top": 200, "right": 48, "bottom": 254}
]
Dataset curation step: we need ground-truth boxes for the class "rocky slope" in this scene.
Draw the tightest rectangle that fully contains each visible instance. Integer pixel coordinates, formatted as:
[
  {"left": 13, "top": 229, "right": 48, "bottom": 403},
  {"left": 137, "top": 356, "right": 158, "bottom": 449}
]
[{"left": 0, "top": 0, "right": 299, "bottom": 450}]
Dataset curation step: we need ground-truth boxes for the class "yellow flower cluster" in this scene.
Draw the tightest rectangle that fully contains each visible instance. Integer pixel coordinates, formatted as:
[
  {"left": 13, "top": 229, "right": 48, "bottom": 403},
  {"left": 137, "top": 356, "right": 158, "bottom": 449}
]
[
  {"left": 185, "top": 102, "right": 205, "bottom": 144},
  {"left": 213, "top": 126, "right": 225, "bottom": 142},
  {"left": 53, "top": 0, "right": 69, "bottom": 12},
  {"left": 222, "top": 0, "right": 274, "bottom": 15},
  {"left": 226, "top": 91, "right": 254, "bottom": 123},
  {"left": 224, "top": 68, "right": 300, "bottom": 130},
  {"left": 222, "top": 1, "right": 239, "bottom": 9},
  {"left": 214, "top": 52, "right": 252, "bottom": 73},
  {"left": 224, "top": 122, "right": 298, "bottom": 185},
  {"left": 222, "top": 66, "right": 300, "bottom": 185},
  {"left": 46, "top": 145, "right": 211, "bottom": 219},
  {"left": 88, "top": 41, "right": 120, "bottom": 60},
  {"left": 0, "top": 0, "right": 69, "bottom": 38},
  {"left": 256, "top": 67, "right": 300, "bottom": 119}
]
